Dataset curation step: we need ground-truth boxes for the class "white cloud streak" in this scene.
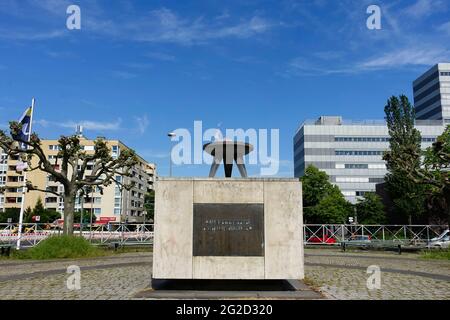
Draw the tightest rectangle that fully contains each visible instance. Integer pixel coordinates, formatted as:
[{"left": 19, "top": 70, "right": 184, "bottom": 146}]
[{"left": 36, "top": 119, "right": 122, "bottom": 131}]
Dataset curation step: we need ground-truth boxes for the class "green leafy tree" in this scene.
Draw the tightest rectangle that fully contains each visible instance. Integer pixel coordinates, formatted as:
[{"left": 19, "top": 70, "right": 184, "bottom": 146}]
[
  {"left": 308, "top": 186, "right": 353, "bottom": 224},
  {"left": 301, "top": 165, "right": 353, "bottom": 223},
  {"left": 387, "top": 125, "right": 450, "bottom": 225},
  {"left": 383, "top": 95, "right": 428, "bottom": 224},
  {"left": 302, "top": 165, "right": 334, "bottom": 207},
  {"left": 0, "top": 208, "right": 20, "bottom": 223},
  {"left": 24, "top": 207, "right": 33, "bottom": 223},
  {"left": 74, "top": 210, "right": 97, "bottom": 224},
  {"left": 144, "top": 190, "right": 155, "bottom": 222},
  {"left": 355, "top": 193, "right": 387, "bottom": 225},
  {"left": 24, "top": 198, "right": 61, "bottom": 223},
  {"left": 0, "top": 124, "right": 139, "bottom": 235}
]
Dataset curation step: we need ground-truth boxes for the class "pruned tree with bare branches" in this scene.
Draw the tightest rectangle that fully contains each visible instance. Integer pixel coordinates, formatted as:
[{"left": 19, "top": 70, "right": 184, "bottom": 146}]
[{"left": 0, "top": 121, "right": 139, "bottom": 235}]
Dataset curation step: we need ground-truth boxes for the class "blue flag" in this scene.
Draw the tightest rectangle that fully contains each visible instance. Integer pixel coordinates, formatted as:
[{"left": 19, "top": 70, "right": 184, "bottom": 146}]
[{"left": 13, "top": 106, "right": 32, "bottom": 149}]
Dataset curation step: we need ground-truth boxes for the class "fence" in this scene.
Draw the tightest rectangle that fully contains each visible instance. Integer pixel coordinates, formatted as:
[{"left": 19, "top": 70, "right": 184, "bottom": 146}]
[
  {"left": 303, "top": 224, "right": 447, "bottom": 246},
  {"left": 0, "top": 223, "right": 447, "bottom": 248}
]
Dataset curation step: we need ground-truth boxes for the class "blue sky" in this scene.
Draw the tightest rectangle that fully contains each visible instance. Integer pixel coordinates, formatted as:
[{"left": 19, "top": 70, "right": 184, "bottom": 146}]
[{"left": 1, "top": 0, "right": 449, "bottom": 177}]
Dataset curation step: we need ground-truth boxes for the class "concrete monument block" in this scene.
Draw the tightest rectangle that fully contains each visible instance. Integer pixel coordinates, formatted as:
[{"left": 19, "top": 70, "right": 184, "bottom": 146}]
[{"left": 152, "top": 178, "right": 304, "bottom": 281}]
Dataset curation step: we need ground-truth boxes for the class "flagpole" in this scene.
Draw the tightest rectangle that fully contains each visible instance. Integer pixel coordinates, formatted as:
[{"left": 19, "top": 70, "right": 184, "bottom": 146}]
[{"left": 16, "top": 98, "right": 35, "bottom": 250}]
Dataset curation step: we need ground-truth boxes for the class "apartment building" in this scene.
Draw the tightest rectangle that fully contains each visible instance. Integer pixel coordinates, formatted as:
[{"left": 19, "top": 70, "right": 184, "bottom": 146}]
[
  {"left": 413, "top": 63, "right": 450, "bottom": 122},
  {"left": 1, "top": 135, "right": 156, "bottom": 223},
  {"left": 0, "top": 148, "right": 7, "bottom": 212},
  {"left": 293, "top": 116, "right": 445, "bottom": 203}
]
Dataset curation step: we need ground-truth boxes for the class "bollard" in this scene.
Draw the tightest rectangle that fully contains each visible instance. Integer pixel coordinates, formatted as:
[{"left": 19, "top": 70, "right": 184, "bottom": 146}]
[
  {"left": 342, "top": 242, "right": 346, "bottom": 252},
  {"left": 398, "top": 244, "right": 402, "bottom": 255}
]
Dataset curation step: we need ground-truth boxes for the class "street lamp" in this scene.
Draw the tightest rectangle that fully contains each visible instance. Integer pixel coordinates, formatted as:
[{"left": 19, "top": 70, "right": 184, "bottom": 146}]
[{"left": 167, "top": 132, "right": 176, "bottom": 177}]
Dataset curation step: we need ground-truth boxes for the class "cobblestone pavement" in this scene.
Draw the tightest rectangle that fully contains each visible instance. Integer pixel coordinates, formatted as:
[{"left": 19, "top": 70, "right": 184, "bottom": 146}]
[
  {"left": 0, "top": 249, "right": 448, "bottom": 299},
  {"left": 304, "top": 248, "right": 450, "bottom": 300},
  {"left": 0, "top": 253, "right": 152, "bottom": 300}
]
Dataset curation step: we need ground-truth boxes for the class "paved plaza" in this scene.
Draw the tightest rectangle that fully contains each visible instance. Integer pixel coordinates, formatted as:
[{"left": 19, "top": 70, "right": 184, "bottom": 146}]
[{"left": 0, "top": 249, "right": 448, "bottom": 300}]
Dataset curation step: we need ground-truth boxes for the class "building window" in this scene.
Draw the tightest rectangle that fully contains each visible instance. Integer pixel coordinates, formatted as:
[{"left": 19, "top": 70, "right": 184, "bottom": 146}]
[
  {"left": 440, "top": 72, "right": 450, "bottom": 76},
  {"left": 368, "top": 164, "right": 386, "bottom": 169},
  {"left": 335, "top": 137, "right": 390, "bottom": 142},
  {"left": 336, "top": 177, "right": 370, "bottom": 183},
  {"left": 345, "top": 164, "right": 369, "bottom": 169},
  {"left": 335, "top": 151, "right": 384, "bottom": 156},
  {"left": 94, "top": 208, "right": 101, "bottom": 215}
]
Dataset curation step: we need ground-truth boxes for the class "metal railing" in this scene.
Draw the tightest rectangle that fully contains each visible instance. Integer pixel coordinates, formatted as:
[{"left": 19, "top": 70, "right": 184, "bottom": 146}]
[
  {"left": 0, "top": 223, "right": 447, "bottom": 248},
  {"left": 0, "top": 223, "right": 154, "bottom": 248},
  {"left": 303, "top": 224, "right": 448, "bottom": 246}
]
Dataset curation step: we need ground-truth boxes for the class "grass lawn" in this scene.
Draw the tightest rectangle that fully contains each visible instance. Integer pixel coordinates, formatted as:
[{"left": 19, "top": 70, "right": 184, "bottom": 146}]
[
  {"left": 420, "top": 249, "right": 450, "bottom": 260},
  {"left": 0, "top": 236, "right": 152, "bottom": 260}
]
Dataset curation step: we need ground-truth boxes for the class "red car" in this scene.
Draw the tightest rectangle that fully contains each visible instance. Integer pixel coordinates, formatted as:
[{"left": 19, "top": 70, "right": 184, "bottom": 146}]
[{"left": 307, "top": 234, "right": 337, "bottom": 244}]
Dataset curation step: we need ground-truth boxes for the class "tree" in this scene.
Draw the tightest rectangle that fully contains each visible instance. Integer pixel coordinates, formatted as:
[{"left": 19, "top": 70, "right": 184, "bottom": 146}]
[
  {"left": 0, "top": 123, "right": 139, "bottom": 235},
  {"left": 302, "top": 165, "right": 335, "bottom": 208},
  {"left": 74, "top": 210, "right": 97, "bottom": 224},
  {"left": 24, "top": 197, "right": 60, "bottom": 223},
  {"left": 383, "top": 95, "right": 428, "bottom": 223},
  {"left": 301, "top": 165, "right": 353, "bottom": 223},
  {"left": 387, "top": 125, "right": 450, "bottom": 225},
  {"left": 0, "top": 208, "right": 20, "bottom": 223},
  {"left": 355, "top": 193, "right": 386, "bottom": 225},
  {"left": 144, "top": 190, "right": 155, "bottom": 222},
  {"left": 308, "top": 186, "right": 354, "bottom": 224}
]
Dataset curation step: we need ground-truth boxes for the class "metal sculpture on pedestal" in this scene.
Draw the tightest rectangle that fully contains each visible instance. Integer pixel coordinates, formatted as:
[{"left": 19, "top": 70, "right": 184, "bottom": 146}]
[{"left": 203, "top": 140, "right": 253, "bottom": 178}]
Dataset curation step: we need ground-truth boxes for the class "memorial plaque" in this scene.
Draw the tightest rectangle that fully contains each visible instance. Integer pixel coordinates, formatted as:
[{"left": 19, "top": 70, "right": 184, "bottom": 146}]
[{"left": 193, "top": 203, "right": 264, "bottom": 257}]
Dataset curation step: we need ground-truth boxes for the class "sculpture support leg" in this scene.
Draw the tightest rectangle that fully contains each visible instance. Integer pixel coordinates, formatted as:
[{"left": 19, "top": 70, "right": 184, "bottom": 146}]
[
  {"left": 209, "top": 154, "right": 222, "bottom": 177},
  {"left": 235, "top": 155, "right": 248, "bottom": 178},
  {"left": 224, "top": 163, "right": 233, "bottom": 177},
  {"left": 209, "top": 163, "right": 220, "bottom": 177}
]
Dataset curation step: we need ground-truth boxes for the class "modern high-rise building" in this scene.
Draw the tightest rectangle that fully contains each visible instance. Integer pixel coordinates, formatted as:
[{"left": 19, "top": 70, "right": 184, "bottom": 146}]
[
  {"left": 293, "top": 116, "right": 445, "bottom": 203},
  {"left": 0, "top": 136, "right": 156, "bottom": 223},
  {"left": 413, "top": 63, "right": 450, "bottom": 123}
]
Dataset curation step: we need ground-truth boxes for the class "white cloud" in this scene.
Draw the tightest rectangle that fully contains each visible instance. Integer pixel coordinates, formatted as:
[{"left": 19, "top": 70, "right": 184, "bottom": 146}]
[
  {"left": 404, "top": 0, "right": 446, "bottom": 18},
  {"left": 287, "top": 45, "right": 450, "bottom": 76},
  {"left": 103, "top": 8, "right": 274, "bottom": 45},
  {"left": 144, "top": 52, "right": 176, "bottom": 62},
  {"left": 36, "top": 119, "right": 122, "bottom": 131},
  {"left": 359, "top": 48, "right": 450, "bottom": 69},
  {"left": 134, "top": 115, "right": 149, "bottom": 134},
  {"left": 0, "top": 29, "right": 66, "bottom": 41},
  {"left": 61, "top": 119, "right": 122, "bottom": 131},
  {"left": 437, "top": 21, "right": 450, "bottom": 35},
  {"left": 111, "top": 70, "right": 138, "bottom": 80}
]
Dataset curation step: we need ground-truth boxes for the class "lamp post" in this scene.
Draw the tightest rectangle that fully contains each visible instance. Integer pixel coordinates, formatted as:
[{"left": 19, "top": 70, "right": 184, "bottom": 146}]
[
  {"left": 167, "top": 132, "right": 176, "bottom": 177},
  {"left": 85, "top": 175, "right": 96, "bottom": 238},
  {"left": 79, "top": 189, "right": 84, "bottom": 236}
]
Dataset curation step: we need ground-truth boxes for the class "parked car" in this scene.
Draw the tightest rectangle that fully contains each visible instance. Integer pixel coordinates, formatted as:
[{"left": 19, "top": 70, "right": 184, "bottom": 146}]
[
  {"left": 428, "top": 229, "right": 450, "bottom": 249},
  {"left": 307, "top": 235, "right": 337, "bottom": 244},
  {"left": 348, "top": 235, "right": 372, "bottom": 242},
  {"left": 342, "top": 235, "right": 372, "bottom": 247}
]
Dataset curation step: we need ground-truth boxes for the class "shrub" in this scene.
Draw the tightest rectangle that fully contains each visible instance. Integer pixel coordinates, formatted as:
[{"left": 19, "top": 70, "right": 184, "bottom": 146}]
[{"left": 19, "top": 235, "right": 104, "bottom": 260}]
